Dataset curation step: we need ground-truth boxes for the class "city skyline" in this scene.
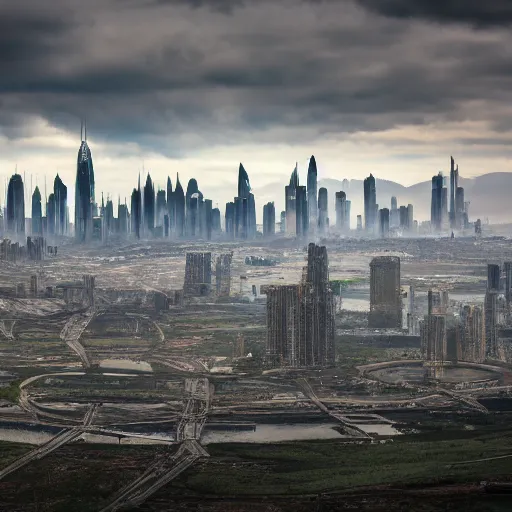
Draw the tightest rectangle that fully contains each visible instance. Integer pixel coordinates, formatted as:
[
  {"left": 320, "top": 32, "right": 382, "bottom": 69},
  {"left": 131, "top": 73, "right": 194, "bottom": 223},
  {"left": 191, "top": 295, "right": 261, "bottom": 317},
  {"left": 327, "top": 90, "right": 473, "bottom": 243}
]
[{"left": 2, "top": 2, "right": 512, "bottom": 220}]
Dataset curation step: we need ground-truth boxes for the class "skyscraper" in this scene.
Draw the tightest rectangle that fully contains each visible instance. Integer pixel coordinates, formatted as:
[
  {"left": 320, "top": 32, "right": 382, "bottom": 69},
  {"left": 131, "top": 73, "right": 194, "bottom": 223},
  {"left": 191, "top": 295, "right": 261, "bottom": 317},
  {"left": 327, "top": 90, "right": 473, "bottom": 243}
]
[
  {"left": 285, "top": 164, "right": 299, "bottom": 236},
  {"left": 296, "top": 186, "right": 308, "bottom": 237},
  {"left": 431, "top": 173, "right": 443, "bottom": 232},
  {"left": 450, "top": 156, "right": 458, "bottom": 228},
  {"left": 166, "top": 176, "right": 174, "bottom": 236},
  {"left": 7, "top": 173, "right": 25, "bottom": 236},
  {"left": 130, "top": 175, "right": 142, "bottom": 239},
  {"left": 156, "top": 189, "right": 166, "bottom": 228},
  {"left": 31, "top": 186, "right": 42, "bottom": 236},
  {"left": 263, "top": 201, "right": 276, "bottom": 237},
  {"left": 335, "top": 191, "right": 348, "bottom": 232},
  {"left": 143, "top": 174, "right": 155, "bottom": 234},
  {"left": 317, "top": 187, "right": 328, "bottom": 235},
  {"left": 379, "top": 208, "right": 389, "bottom": 238},
  {"left": 307, "top": 155, "right": 317, "bottom": 233},
  {"left": 75, "top": 125, "right": 95, "bottom": 243},
  {"left": 363, "top": 174, "right": 376, "bottom": 233},
  {"left": 174, "top": 174, "right": 185, "bottom": 237},
  {"left": 234, "top": 164, "right": 257, "bottom": 239},
  {"left": 54, "top": 174, "right": 68, "bottom": 236},
  {"left": 186, "top": 179, "right": 199, "bottom": 237}
]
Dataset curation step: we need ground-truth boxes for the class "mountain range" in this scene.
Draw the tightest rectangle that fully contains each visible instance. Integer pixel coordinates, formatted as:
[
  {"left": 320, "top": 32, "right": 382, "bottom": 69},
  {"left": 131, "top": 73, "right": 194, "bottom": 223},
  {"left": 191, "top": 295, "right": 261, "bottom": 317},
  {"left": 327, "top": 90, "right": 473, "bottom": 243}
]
[{"left": 250, "top": 172, "right": 512, "bottom": 226}]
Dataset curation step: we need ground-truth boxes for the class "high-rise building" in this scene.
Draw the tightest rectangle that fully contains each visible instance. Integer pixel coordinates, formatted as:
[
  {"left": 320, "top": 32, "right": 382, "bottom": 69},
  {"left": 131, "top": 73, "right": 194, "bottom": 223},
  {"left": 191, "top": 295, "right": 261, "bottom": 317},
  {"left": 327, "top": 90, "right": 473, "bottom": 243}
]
[
  {"left": 307, "top": 155, "right": 317, "bottom": 233},
  {"left": 505, "top": 261, "right": 512, "bottom": 322},
  {"left": 263, "top": 201, "right": 276, "bottom": 237},
  {"left": 280, "top": 211, "right": 285, "bottom": 233},
  {"left": 318, "top": 187, "right": 328, "bottom": 235},
  {"left": 118, "top": 201, "right": 129, "bottom": 235},
  {"left": 369, "top": 256, "right": 401, "bottom": 328},
  {"left": 174, "top": 174, "right": 185, "bottom": 237},
  {"left": 7, "top": 173, "right": 25, "bottom": 236},
  {"left": 225, "top": 201, "right": 235, "bottom": 239},
  {"left": 266, "top": 243, "right": 335, "bottom": 367},
  {"left": 390, "top": 196, "right": 399, "bottom": 228},
  {"left": 155, "top": 189, "right": 166, "bottom": 229},
  {"left": 363, "top": 174, "right": 376, "bottom": 233},
  {"left": 166, "top": 176, "right": 174, "bottom": 236},
  {"left": 457, "top": 305, "right": 485, "bottom": 363},
  {"left": 75, "top": 126, "right": 95, "bottom": 243},
  {"left": 407, "top": 204, "right": 413, "bottom": 232},
  {"left": 455, "top": 187, "right": 464, "bottom": 229},
  {"left": 431, "top": 173, "right": 443, "bottom": 232},
  {"left": 143, "top": 174, "right": 155, "bottom": 234},
  {"left": 449, "top": 156, "right": 458, "bottom": 228},
  {"left": 356, "top": 215, "right": 362, "bottom": 231},
  {"left": 212, "top": 207, "right": 221, "bottom": 233},
  {"left": 485, "top": 263, "right": 500, "bottom": 358},
  {"left": 47, "top": 194, "right": 56, "bottom": 235},
  {"left": 185, "top": 179, "right": 199, "bottom": 237},
  {"left": 379, "top": 208, "right": 389, "bottom": 238},
  {"left": 54, "top": 174, "right": 67, "bottom": 236},
  {"left": 235, "top": 164, "right": 257, "bottom": 239},
  {"left": 215, "top": 253, "right": 232, "bottom": 297},
  {"left": 285, "top": 164, "right": 299, "bottom": 236},
  {"left": 335, "top": 191, "right": 346, "bottom": 232},
  {"left": 130, "top": 175, "right": 142, "bottom": 239},
  {"left": 31, "top": 186, "right": 42, "bottom": 236},
  {"left": 296, "top": 186, "right": 308, "bottom": 237}
]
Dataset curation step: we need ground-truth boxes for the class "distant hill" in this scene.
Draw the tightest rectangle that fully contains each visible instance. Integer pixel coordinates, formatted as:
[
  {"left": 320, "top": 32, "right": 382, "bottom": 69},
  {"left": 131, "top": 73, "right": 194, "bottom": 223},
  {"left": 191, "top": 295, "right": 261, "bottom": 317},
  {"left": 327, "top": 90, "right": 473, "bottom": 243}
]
[{"left": 209, "top": 172, "right": 512, "bottom": 226}]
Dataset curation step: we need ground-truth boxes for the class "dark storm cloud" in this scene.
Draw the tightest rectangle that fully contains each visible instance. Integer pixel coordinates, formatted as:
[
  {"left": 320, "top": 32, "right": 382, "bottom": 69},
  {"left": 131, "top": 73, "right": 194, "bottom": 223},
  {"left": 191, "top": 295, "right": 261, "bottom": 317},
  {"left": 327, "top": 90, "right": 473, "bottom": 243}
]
[
  {"left": 0, "top": 0, "right": 512, "bottom": 153},
  {"left": 355, "top": 0, "right": 512, "bottom": 27}
]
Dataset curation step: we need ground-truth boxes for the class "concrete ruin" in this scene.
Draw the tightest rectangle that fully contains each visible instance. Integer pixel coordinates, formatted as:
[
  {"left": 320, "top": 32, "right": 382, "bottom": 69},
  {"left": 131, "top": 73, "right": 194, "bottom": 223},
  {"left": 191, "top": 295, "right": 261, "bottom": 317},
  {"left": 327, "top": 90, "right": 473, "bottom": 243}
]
[
  {"left": 266, "top": 243, "right": 335, "bottom": 367},
  {"left": 215, "top": 253, "right": 232, "bottom": 297},
  {"left": 183, "top": 252, "right": 212, "bottom": 297},
  {"left": 368, "top": 256, "right": 402, "bottom": 328}
]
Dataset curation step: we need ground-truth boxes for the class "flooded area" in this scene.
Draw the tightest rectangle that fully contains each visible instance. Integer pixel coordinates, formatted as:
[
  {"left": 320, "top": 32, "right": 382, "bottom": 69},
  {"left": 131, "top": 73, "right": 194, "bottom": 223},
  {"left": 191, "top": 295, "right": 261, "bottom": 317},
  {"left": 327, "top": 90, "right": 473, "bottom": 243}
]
[
  {"left": 201, "top": 423, "right": 347, "bottom": 444},
  {"left": 99, "top": 359, "right": 153, "bottom": 373}
]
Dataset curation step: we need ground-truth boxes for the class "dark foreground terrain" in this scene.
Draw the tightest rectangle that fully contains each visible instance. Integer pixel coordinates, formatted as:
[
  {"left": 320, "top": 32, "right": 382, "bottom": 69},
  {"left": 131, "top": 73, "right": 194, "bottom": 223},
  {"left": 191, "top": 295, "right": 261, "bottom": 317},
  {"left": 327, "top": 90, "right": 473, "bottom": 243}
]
[{"left": 2, "top": 429, "right": 512, "bottom": 511}]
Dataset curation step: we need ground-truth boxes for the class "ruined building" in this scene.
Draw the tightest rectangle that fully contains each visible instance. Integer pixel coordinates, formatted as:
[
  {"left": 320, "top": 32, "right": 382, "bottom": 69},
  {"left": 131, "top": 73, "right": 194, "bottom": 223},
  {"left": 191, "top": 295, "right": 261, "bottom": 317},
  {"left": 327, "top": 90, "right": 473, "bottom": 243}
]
[
  {"left": 457, "top": 305, "right": 485, "bottom": 363},
  {"left": 368, "top": 256, "right": 402, "bottom": 328},
  {"left": 485, "top": 263, "right": 500, "bottom": 358},
  {"left": 266, "top": 243, "right": 335, "bottom": 367},
  {"left": 184, "top": 252, "right": 212, "bottom": 297},
  {"left": 215, "top": 253, "right": 232, "bottom": 297}
]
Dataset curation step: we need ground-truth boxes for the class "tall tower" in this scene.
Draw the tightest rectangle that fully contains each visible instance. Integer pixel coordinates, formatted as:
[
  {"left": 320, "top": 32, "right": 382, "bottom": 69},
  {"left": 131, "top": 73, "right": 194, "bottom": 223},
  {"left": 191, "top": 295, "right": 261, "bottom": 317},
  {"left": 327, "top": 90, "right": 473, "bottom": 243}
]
[
  {"left": 431, "top": 173, "right": 443, "bottom": 232},
  {"left": 307, "top": 155, "right": 318, "bottom": 234},
  {"left": 75, "top": 121, "right": 95, "bottom": 243},
  {"left": 363, "top": 174, "right": 376, "bottom": 233},
  {"left": 7, "top": 173, "right": 25, "bottom": 236},
  {"left": 285, "top": 164, "right": 299, "bottom": 236},
  {"left": 449, "top": 156, "right": 458, "bottom": 228},
  {"left": 31, "top": 186, "right": 42, "bottom": 235},
  {"left": 54, "top": 174, "right": 68, "bottom": 236}
]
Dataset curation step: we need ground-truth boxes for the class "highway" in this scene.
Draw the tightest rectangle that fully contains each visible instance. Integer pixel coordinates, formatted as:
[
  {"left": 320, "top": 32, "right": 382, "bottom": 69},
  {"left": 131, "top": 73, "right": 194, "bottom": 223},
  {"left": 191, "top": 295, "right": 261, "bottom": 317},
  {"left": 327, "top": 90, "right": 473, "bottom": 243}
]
[
  {"left": 100, "top": 378, "right": 211, "bottom": 511},
  {"left": 0, "top": 403, "right": 98, "bottom": 482},
  {"left": 296, "top": 378, "right": 372, "bottom": 439},
  {"left": 60, "top": 310, "right": 96, "bottom": 368}
]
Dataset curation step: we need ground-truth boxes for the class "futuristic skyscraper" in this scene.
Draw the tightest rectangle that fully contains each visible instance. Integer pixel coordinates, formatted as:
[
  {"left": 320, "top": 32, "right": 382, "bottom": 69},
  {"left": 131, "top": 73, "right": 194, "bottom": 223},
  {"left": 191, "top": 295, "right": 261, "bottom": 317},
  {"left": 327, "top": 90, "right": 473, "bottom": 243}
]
[
  {"left": 7, "top": 173, "right": 25, "bottom": 235},
  {"left": 54, "top": 174, "right": 68, "bottom": 236},
  {"left": 75, "top": 124, "right": 95, "bottom": 242},
  {"left": 363, "top": 174, "right": 376, "bottom": 233},
  {"left": 143, "top": 174, "right": 155, "bottom": 234},
  {"left": 307, "top": 155, "right": 317, "bottom": 233},
  {"left": 234, "top": 163, "right": 256, "bottom": 239},
  {"left": 31, "top": 186, "right": 42, "bottom": 235}
]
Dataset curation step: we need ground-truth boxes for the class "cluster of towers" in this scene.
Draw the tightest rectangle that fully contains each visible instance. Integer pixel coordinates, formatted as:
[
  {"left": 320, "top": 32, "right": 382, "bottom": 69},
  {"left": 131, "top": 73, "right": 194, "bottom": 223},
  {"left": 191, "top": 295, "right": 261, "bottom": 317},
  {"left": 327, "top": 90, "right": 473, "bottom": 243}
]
[
  {"left": 281, "top": 156, "right": 351, "bottom": 238},
  {"left": 431, "top": 156, "right": 469, "bottom": 233}
]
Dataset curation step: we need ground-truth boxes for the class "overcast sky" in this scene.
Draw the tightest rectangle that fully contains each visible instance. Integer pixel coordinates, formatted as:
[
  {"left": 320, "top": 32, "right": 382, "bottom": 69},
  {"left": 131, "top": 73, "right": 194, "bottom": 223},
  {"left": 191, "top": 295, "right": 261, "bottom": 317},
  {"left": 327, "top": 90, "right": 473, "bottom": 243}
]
[{"left": 2, "top": 0, "right": 512, "bottom": 215}]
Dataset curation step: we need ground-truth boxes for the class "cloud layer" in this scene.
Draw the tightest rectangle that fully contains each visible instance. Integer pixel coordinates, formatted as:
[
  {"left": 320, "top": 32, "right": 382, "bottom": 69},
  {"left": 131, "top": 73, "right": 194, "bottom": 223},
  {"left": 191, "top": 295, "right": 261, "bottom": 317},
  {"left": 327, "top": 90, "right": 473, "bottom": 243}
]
[{"left": 1, "top": 0, "right": 511, "bottom": 219}]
